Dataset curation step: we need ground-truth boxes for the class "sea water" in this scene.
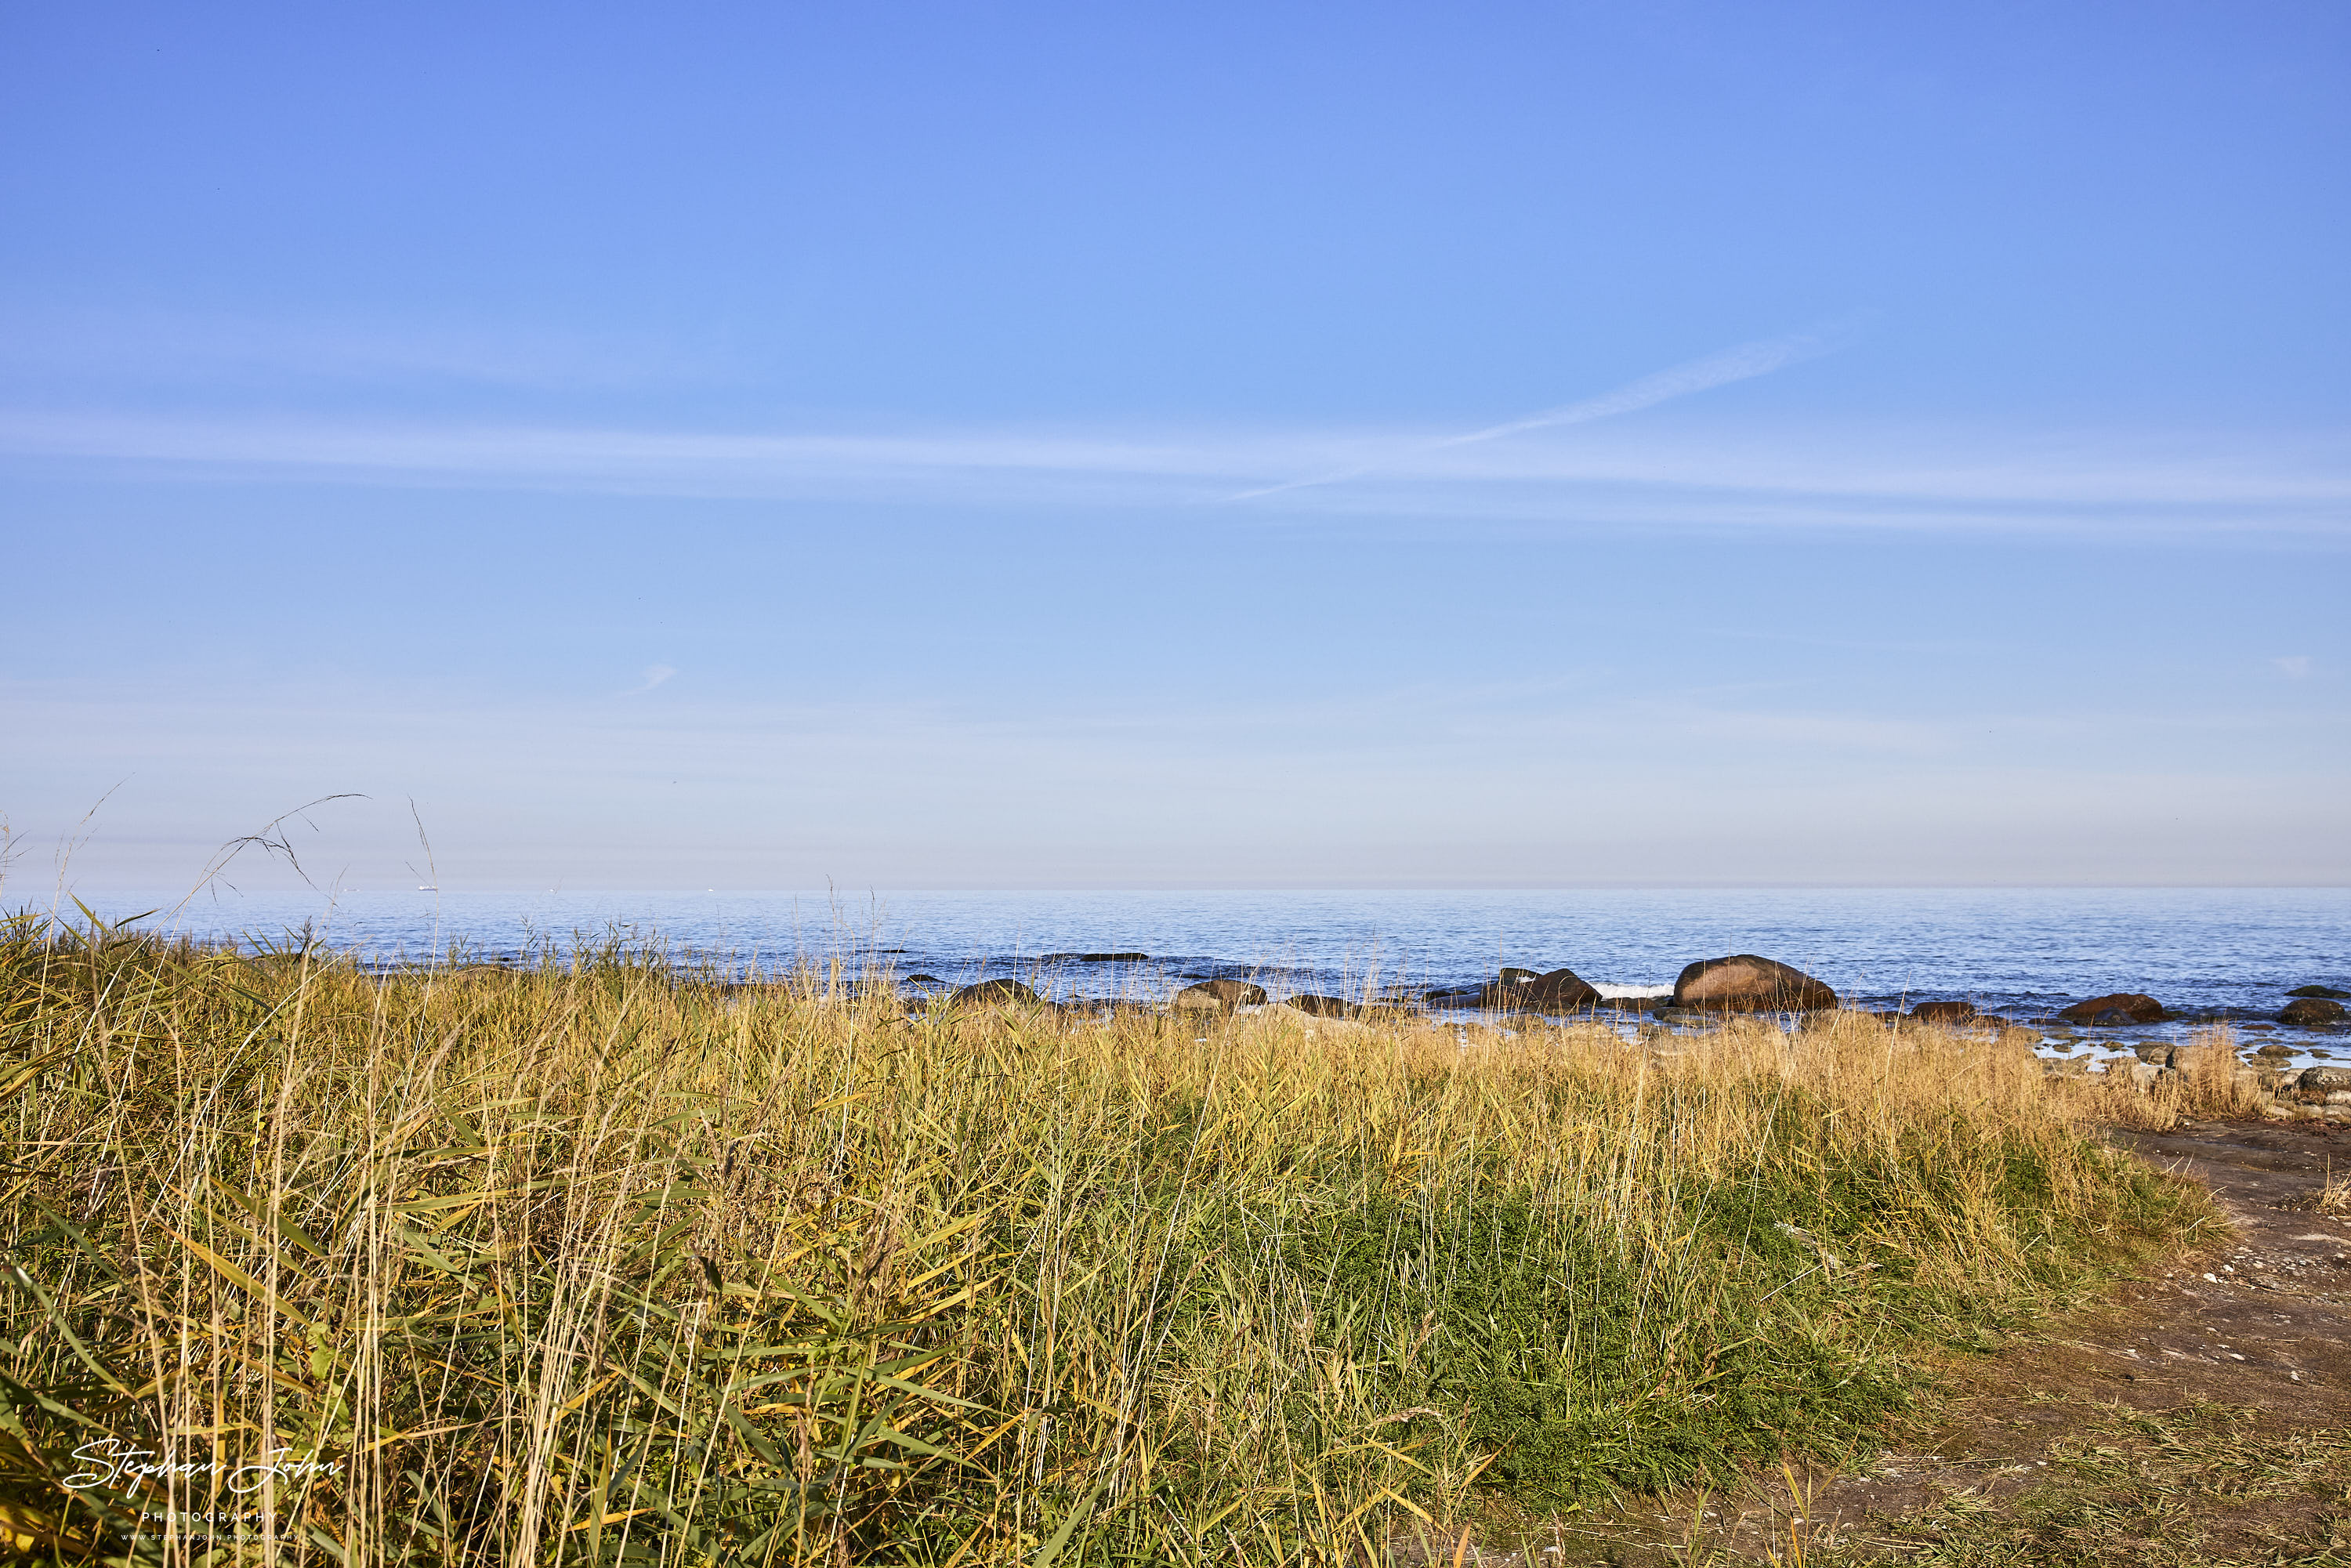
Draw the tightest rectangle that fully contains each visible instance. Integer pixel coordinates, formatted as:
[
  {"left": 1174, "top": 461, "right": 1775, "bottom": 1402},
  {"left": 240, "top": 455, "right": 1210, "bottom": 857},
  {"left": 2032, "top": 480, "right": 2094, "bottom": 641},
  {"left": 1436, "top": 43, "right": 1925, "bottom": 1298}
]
[{"left": 59, "top": 885, "right": 2351, "bottom": 1069}]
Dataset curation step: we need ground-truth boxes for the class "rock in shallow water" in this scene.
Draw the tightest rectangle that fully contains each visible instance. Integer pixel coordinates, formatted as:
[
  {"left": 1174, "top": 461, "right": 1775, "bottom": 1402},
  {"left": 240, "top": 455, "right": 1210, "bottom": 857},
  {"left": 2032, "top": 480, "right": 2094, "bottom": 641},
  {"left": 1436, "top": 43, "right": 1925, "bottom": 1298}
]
[
  {"left": 1520, "top": 966, "right": 1601, "bottom": 1009},
  {"left": 1670, "top": 954, "right": 1836, "bottom": 1012},
  {"left": 950, "top": 979, "right": 1043, "bottom": 1006},
  {"left": 2280, "top": 997, "right": 2348, "bottom": 1026},
  {"left": 1173, "top": 979, "right": 1267, "bottom": 1012},
  {"left": 1440, "top": 966, "right": 1604, "bottom": 1010},
  {"left": 1602, "top": 992, "right": 1668, "bottom": 1013},
  {"left": 1909, "top": 999, "right": 1978, "bottom": 1023},
  {"left": 2288, "top": 984, "right": 2350, "bottom": 998},
  {"left": 2056, "top": 992, "right": 2166, "bottom": 1025},
  {"left": 1284, "top": 994, "right": 1359, "bottom": 1019}
]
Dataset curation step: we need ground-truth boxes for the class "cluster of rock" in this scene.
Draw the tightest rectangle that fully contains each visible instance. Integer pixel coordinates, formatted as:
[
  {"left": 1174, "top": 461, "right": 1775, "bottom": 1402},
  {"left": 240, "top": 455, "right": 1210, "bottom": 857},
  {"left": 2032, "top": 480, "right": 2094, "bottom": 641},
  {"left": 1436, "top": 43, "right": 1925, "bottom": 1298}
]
[
  {"left": 2041, "top": 1030, "right": 2351, "bottom": 1123},
  {"left": 1418, "top": 954, "right": 1840, "bottom": 1016},
  {"left": 911, "top": 958, "right": 2351, "bottom": 1129},
  {"left": 923, "top": 961, "right": 2350, "bottom": 1034},
  {"left": 2224, "top": 1061, "right": 2351, "bottom": 1124},
  {"left": 918, "top": 954, "right": 1857, "bottom": 1022}
]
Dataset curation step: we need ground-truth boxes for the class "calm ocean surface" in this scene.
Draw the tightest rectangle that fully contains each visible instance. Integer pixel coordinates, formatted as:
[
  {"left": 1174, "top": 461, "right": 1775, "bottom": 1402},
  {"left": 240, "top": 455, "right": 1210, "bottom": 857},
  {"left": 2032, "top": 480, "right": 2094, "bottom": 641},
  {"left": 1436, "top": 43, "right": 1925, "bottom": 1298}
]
[{"left": 63, "top": 886, "right": 2351, "bottom": 1066}]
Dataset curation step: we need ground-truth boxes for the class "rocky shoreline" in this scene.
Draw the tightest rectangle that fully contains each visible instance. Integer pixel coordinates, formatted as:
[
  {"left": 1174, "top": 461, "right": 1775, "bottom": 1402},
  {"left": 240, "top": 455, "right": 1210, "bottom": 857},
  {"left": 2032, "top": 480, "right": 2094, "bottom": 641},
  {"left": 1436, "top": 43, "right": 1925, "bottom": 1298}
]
[
  {"left": 913, "top": 954, "right": 2348, "bottom": 1029},
  {"left": 906, "top": 953, "right": 2351, "bottom": 1123}
]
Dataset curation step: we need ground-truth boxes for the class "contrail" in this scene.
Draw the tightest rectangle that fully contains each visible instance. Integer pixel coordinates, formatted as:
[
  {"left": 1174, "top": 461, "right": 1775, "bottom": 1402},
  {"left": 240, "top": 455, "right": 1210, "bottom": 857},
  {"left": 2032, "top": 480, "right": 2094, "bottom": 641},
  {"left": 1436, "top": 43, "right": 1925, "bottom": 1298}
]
[{"left": 1227, "top": 324, "right": 1849, "bottom": 502}]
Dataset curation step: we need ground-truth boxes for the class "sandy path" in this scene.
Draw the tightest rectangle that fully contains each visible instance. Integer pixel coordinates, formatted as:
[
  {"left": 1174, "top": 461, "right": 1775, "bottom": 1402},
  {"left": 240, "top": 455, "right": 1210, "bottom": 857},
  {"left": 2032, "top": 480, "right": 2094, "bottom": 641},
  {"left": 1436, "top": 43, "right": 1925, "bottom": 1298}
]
[{"left": 1398, "top": 1117, "right": 2351, "bottom": 1566}]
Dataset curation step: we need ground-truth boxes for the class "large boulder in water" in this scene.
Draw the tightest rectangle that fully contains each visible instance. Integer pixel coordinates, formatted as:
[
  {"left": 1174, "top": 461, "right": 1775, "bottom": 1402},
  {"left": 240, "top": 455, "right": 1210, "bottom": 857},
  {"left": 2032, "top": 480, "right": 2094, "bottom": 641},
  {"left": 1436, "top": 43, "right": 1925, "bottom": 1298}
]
[
  {"left": 2281, "top": 997, "right": 2348, "bottom": 1026},
  {"left": 1471, "top": 966, "right": 1599, "bottom": 1010},
  {"left": 1520, "top": 966, "right": 1601, "bottom": 1009},
  {"left": 1173, "top": 979, "right": 1267, "bottom": 1012},
  {"left": 1671, "top": 955, "right": 1837, "bottom": 1012},
  {"left": 951, "top": 979, "right": 1043, "bottom": 1007},
  {"left": 2288, "top": 984, "right": 2350, "bottom": 999},
  {"left": 2056, "top": 992, "right": 2165, "bottom": 1025}
]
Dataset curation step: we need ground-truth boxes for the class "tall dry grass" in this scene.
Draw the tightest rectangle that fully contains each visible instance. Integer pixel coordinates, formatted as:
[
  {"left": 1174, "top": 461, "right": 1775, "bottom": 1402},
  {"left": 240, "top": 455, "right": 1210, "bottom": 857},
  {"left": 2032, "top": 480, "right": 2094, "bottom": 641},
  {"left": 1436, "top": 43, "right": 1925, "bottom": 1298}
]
[{"left": 0, "top": 916, "right": 2211, "bottom": 1564}]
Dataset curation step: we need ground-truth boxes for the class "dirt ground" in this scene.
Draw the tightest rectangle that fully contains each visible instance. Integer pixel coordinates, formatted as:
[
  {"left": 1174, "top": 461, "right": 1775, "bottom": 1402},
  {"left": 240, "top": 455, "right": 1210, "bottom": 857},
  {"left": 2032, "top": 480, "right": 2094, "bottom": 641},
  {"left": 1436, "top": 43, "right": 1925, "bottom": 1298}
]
[{"left": 1397, "top": 1117, "right": 2351, "bottom": 1566}]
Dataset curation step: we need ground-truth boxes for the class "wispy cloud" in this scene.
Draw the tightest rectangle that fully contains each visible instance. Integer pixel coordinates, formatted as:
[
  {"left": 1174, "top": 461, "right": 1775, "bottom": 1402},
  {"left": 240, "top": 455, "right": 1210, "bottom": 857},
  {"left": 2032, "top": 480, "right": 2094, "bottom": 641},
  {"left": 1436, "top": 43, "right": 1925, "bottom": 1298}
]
[
  {"left": 2273, "top": 655, "right": 2313, "bottom": 677},
  {"left": 624, "top": 664, "right": 679, "bottom": 695},
  {"left": 1226, "top": 324, "right": 1853, "bottom": 502},
  {"left": 0, "top": 306, "right": 719, "bottom": 393},
  {"left": 1, "top": 400, "right": 2345, "bottom": 538}
]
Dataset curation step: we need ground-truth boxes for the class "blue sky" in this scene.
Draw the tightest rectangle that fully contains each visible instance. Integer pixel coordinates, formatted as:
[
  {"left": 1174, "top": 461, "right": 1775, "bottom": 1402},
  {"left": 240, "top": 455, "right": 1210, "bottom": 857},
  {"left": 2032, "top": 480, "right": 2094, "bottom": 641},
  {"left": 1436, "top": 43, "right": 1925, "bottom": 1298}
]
[{"left": 3, "top": 0, "right": 2346, "bottom": 890}]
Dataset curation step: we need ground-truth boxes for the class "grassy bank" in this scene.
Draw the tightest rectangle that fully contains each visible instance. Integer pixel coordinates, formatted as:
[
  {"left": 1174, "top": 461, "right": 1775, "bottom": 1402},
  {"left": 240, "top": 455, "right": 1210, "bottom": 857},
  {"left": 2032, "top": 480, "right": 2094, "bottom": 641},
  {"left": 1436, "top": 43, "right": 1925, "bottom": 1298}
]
[{"left": 0, "top": 918, "right": 2225, "bottom": 1565}]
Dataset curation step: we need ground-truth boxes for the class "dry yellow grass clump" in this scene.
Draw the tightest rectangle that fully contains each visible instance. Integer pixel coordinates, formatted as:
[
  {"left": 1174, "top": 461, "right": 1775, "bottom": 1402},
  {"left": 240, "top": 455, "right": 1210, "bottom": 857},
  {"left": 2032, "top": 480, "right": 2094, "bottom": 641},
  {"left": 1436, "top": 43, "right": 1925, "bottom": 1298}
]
[{"left": 0, "top": 919, "right": 2215, "bottom": 1564}]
